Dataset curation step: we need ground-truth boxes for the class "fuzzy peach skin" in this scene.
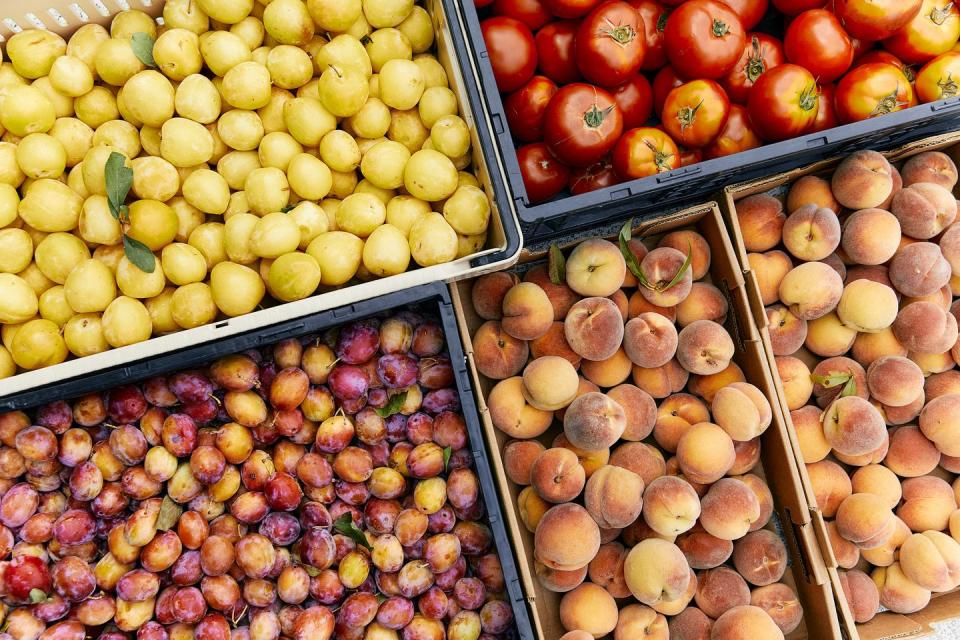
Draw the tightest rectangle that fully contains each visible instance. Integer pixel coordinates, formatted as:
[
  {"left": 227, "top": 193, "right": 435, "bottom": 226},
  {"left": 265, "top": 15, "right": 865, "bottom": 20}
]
[
  {"left": 659, "top": 230, "right": 712, "bottom": 280},
  {"left": 931, "top": 371, "right": 960, "bottom": 401},
  {"left": 898, "top": 476, "right": 958, "bottom": 533},
  {"left": 891, "top": 182, "right": 958, "bottom": 239},
  {"left": 530, "top": 322, "right": 582, "bottom": 368},
  {"left": 836, "top": 493, "right": 896, "bottom": 549},
  {"left": 564, "top": 392, "right": 627, "bottom": 452},
  {"left": 852, "top": 327, "right": 907, "bottom": 369},
  {"left": 899, "top": 530, "right": 960, "bottom": 593},
  {"left": 839, "top": 569, "right": 881, "bottom": 624},
  {"left": 642, "top": 474, "right": 701, "bottom": 537},
  {"left": 699, "top": 478, "right": 761, "bottom": 541},
  {"left": 811, "top": 356, "right": 868, "bottom": 408},
  {"left": 738, "top": 473, "right": 774, "bottom": 532},
  {"left": 751, "top": 583, "right": 803, "bottom": 635},
  {"left": 776, "top": 356, "right": 814, "bottom": 411},
  {"left": 623, "top": 312, "right": 679, "bottom": 368},
  {"left": 517, "top": 486, "right": 550, "bottom": 533},
  {"left": 564, "top": 297, "right": 625, "bottom": 362},
  {"left": 782, "top": 203, "right": 841, "bottom": 261},
  {"left": 920, "top": 393, "right": 960, "bottom": 456},
  {"left": 940, "top": 222, "right": 960, "bottom": 277},
  {"left": 676, "top": 422, "right": 736, "bottom": 485},
  {"left": 565, "top": 238, "right": 627, "bottom": 298},
  {"left": 521, "top": 356, "right": 580, "bottom": 411},
  {"left": 876, "top": 393, "right": 925, "bottom": 427},
  {"left": 632, "top": 358, "right": 690, "bottom": 399},
  {"left": 787, "top": 174, "right": 841, "bottom": 212},
  {"left": 688, "top": 362, "right": 746, "bottom": 403},
  {"left": 711, "top": 605, "right": 785, "bottom": 640},
  {"left": 861, "top": 517, "right": 911, "bottom": 568},
  {"left": 893, "top": 300, "right": 959, "bottom": 355},
  {"left": 766, "top": 305, "right": 807, "bottom": 356},
  {"left": 610, "top": 441, "right": 666, "bottom": 486},
  {"left": 841, "top": 208, "right": 902, "bottom": 265},
  {"left": 821, "top": 395, "right": 888, "bottom": 457},
  {"left": 607, "top": 384, "right": 656, "bottom": 442},
  {"left": 580, "top": 348, "right": 633, "bottom": 389},
  {"left": 623, "top": 538, "right": 691, "bottom": 606},
  {"left": 732, "top": 529, "right": 788, "bottom": 587},
  {"left": 882, "top": 426, "right": 940, "bottom": 478},
  {"left": 613, "top": 604, "right": 668, "bottom": 640},
  {"left": 472, "top": 272, "right": 520, "bottom": 320},
  {"left": 584, "top": 464, "right": 644, "bottom": 529},
  {"left": 637, "top": 247, "right": 694, "bottom": 308},
  {"left": 487, "top": 377, "right": 553, "bottom": 439},
  {"left": 501, "top": 282, "right": 554, "bottom": 341},
  {"left": 807, "top": 459, "right": 852, "bottom": 518},
  {"left": 524, "top": 265, "right": 581, "bottom": 320},
  {"left": 828, "top": 520, "right": 861, "bottom": 569},
  {"left": 872, "top": 563, "right": 932, "bottom": 614},
  {"left": 711, "top": 382, "right": 772, "bottom": 441},
  {"left": 889, "top": 242, "right": 952, "bottom": 298},
  {"left": 736, "top": 194, "right": 786, "bottom": 252},
  {"left": 694, "top": 566, "right": 751, "bottom": 619},
  {"left": 530, "top": 447, "right": 586, "bottom": 504},
  {"left": 792, "top": 405, "right": 831, "bottom": 463},
  {"left": 651, "top": 567, "right": 698, "bottom": 616},
  {"left": 534, "top": 503, "right": 601, "bottom": 571},
  {"left": 559, "top": 582, "right": 619, "bottom": 637},
  {"left": 559, "top": 632, "right": 595, "bottom": 640},
  {"left": 675, "top": 286, "right": 727, "bottom": 328},
  {"left": 653, "top": 393, "right": 710, "bottom": 453},
  {"left": 503, "top": 439, "right": 546, "bottom": 486},
  {"left": 676, "top": 320, "right": 735, "bottom": 376},
  {"left": 472, "top": 321, "right": 529, "bottom": 380},
  {"left": 866, "top": 356, "right": 925, "bottom": 408},
  {"left": 669, "top": 607, "right": 713, "bottom": 640},
  {"left": 831, "top": 150, "right": 894, "bottom": 210},
  {"left": 902, "top": 151, "right": 959, "bottom": 189},
  {"left": 553, "top": 432, "right": 609, "bottom": 478},
  {"left": 589, "top": 542, "right": 631, "bottom": 599},
  {"left": 851, "top": 464, "right": 903, "bottom": 508},
  {"left": 676, "top": 525, "right": 734, "bottom": 570},
  {"left": 805, "top": 312, "right": 858, "bottom": 358},
  {"left": 748, "top": 250, "right": 793, "bottom": 306},
  {"left": 536, "top": 560, "right": 588, "bottom": 593},
  {"left": 836, "top": 279, "right": 899, "bottom": 333},
  {"left": 731, "top": 438, "right": 762, "bottom": 475},
  {"left": 778, "top": 261, "right": 844, "bottom": 320}
]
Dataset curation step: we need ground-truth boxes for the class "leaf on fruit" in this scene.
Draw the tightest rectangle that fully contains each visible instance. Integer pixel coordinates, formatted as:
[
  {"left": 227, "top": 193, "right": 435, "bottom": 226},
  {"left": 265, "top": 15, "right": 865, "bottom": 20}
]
[
  {"left": 131, "top": 32, "right": 157, "bottom": 67},
  {"left": 29, "top": 589, "right": 47, "bottom": 604},
  {"left": 810, "top": 372, "right": 853, "bottom": 389},
  {"left": 124, "top": 235, "right": 157, "bottom": 273},
  {"left": 662, "top": 242, "right": 694, "bottom": 291},
  {"left": 376, "top": 391, "right": 407, "bottom": 418},
  {"left": 156, "top": 495, "right": 182, "bottom": 531},
  {"left": 105, "top": 152, "right": 133, "bottom": 221},
  {"left": 443, "top": 446, "right": 452, "bottom": 470},
  {"left": 333, "top": 513, "right": 372, "bottom": 550},
  {"left": 840, "top": 376, "right": 858, "bottom": 398},
  {"left": 548, "top": 244, "right": 565, "bottom": 285},
  {"left": 619, "top": 219, "right": 651, "bottom": 287}
]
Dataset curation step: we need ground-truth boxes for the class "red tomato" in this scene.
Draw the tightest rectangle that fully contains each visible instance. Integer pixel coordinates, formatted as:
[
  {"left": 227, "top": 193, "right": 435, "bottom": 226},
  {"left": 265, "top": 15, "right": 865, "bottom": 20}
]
[
  {"left": 883, "top": 0, "right": 960, "bottom": 65},
  {"left": 653, "top": 66, "right": 686, "bottom": 114},
  {"left": 677, "top": 145, "right": 703, "bottom": 166},
  {"left": 543, "top": 0, "right": 602, "bottom": 18},
  {"left": 544, "top": 84, "right": 624, "bottom": 166},
  {"left": 770, "top": 0, "right": 825, "bottom": 15},
  {"left": 703, "top": 104, "right": 762, "bottom": 158},
  {"left": 915, "top": 51, "right": 960, "bottom": 102},
  {"left": 809, "top": 82, "right": 839, "bottom": 131},
  {"left": 851, "top": 37, "right": 875, "bottom": 61},
  {"left": 481, "top": 17, "right": 538, "bottom": 93},
  {"left": 631, "top": 0, "right": 670, "bottom": 70},
  {"left": 517, "top": 143, "right": 571, "bottom": 203},
  {"left": 535, "top": 21, "right": 582, "bottom": 85},
  {"left": 476, "top": 0, "right": 495, "bottom": 7},
  {"left": 747, "top": 63, "right": 819, "bottom": 140},
  {"left": 613, "top": 75, "right": 655, "bottom": 128},
  {"left": 568, "top": 159, "right": 620, "bottom": 194},
  {"left": 661, "top": 79, "right": 731, "bottom": 148},
  {"left": 784, "top": 10, "right": 854, "bottom": 83},
  {"left": 833, "top": 0, "right": 923, "bottom": 41},
  {"left": 834, "top": 62, "right": 917, "bottom": 123},
  {"left": 505, "top": 75, "right": 559, "bottom": 141},
  {"left": 858, "top": 51, "right": 914, "bottom": 76},
  {"left": 664, "top": 0, "right": 747, "bottom": 79},
  {"left": 723, "top": 33, "right": 785, "bottom": 104},
  {"left": 612, "top": 127, "right": 681, "bottom": 178},
  {"left": 575, "top": 2, "right": 647, "bottom": 87},
  {"left": 492, "top": 0, "right": 553, "bottom": 30},
  {"left": 721, "top": 0, "right": 769, "bottom": 31}
]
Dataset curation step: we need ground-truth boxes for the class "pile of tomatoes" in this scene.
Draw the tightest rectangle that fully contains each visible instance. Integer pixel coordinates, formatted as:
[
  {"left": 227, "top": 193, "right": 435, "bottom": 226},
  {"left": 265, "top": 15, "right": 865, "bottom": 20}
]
[{"left": 476, "top": 0, "right": 960, "bottom": 203}]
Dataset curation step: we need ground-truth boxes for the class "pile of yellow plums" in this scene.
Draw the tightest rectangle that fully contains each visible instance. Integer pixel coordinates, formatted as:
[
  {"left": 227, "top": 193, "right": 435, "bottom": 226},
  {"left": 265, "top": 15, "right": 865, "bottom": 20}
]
[{"left": 0, "top": 0, "right": 493, "bottom": 376}]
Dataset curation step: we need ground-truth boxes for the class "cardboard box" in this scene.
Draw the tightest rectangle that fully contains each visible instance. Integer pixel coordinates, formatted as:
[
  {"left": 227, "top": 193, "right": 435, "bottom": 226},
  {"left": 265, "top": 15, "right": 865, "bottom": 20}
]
[
  {"left": 720, "top": 131, "right": 960, "bottom": 640},
  {"left": 451, "top": 203, "right": 841, "bottom": 639}
]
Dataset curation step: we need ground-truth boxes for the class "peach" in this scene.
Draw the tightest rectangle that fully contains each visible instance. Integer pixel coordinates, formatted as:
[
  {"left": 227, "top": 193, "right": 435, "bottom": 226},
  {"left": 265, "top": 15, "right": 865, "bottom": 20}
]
[
  {"left": 711, "top": 382, "right": 772, "bottom": 442},
  {"left": 588, "top": 542, "right": 630, "bottom": 599},
  {"left": 676, "top": 320, "right": 735, "bottom": 376},
  {"left": 894, "top": 301, "right": 959, "bottom": 354},
  {"left": 732, "top": 529, "right": 787, "bottom": 586},
  {"left": 841, "top": 208, "right": 902, "bottom": 265},
  {"left": 669, "top": 607, "right": 713, "bottom": 640},
  {"left": 471, "top": 272, "right": 519, "bottom": 320},
  {"left": 584, "top": 464, "right": 644, "bottom": 529},
  {"left": 559, "top": 631, "right": 594, "bottom": 640},
  {"left": 642, "top": 475, "right": 701, "bottom": 537},
  {"left": 535, "top": 561, "right": 588, "bottom": 593},
  {"left": 524, "top": 264, "right": 581, "bottom": 320},
  {"left": 688, "top": 362, "right": 747, "bottom": 403},
  {"left": 472, "top": 321, "right": 529, "bottom": 380},
  {"left": 846, "top": 264, "right": 897, "bottom": 291},
  {"left": 637, "top": 247, "right": 694, "bottom": 307},
  {"left": 952, "top": 509, "right": 960, "bottom": 542},
  {"left": 891, "top": 182, "right": 957, "bottom": 239},
  {"left": 518, "top": 486, "right": 550, "bottom": 533},
  {"left": 778, "top": 261, "right": 844, "bottom": 320},
  {"left": 699, "top": 478, "right": 761, "bottom": 541},
  {"left": 925, "top": 370, "right": 960, "bottom": 401},
  {"left": 940, "top": 222, "right": 960, "bottom": 276},
  {"left": 623, "top": 538, "right": 691, "bottom": 606},
  {"left": 738, "top": 473, "right": 775, "bottom": 532},
  {"left": 883, "top": 426, "right": 940, "bottom": 478},
  {"left": 838, "top": 569, "right": 880, "bottom": 624},
  {"left": 822, "top": 395, "right": 887, "bottom": 456},
  {"left": 852, "top": 327, "right": 907, "bottom": 368},
  {"left": 835, "top": 437, "right": 890, "bottom": 467},
  {"left": 610, "top": 441, "right": 666, "bottom": 486},
  {"left": 676, "top": 422, "right": 736, "bottom": 485},
  {"left": 694, "top": 566, "right": 750, "bottom": 619},
  {"left": 837, "top": 493, "right": 896, "bottom": 549},
  {"left": 611, "top": 604, "right": 668, "bottom": 640},
  {"left": 750, "top": 583, "right": 803, "bottom": 635},
  {"left": 659, "top": 230, "right": 711, "bottom": 280},
  {"left": 919, "top": 393, "right": 960, "bottom": 456},
  {"left": 559, "top": 582, "right": 619, "bottom": 637},
  {"left": 610, "top": 288, "right": 629, "bottom": 320},
  {"left": 823, "top": 251, "right": 847, "bottom": 279},
  {"left": 676, "top": 283, "right": 728, "bottom": 328},
  {"left": 877, "top": 392, "right": 925, "bottom": 426},
  {"left": 872, "top": 563, "right": 932, "bottom": 614},
  {"left": 867, "top": 355, "right": 925, "bottom": 407},
  {"left": 628, "top": 291, "right": 677, "bottom": 325},
  {"left": 607, "top": 384, "right": 656, "bottom": 442},
  {"left": 651, "top": 567, "right": 697, "bottom": 616},
  {"left": 521, "top": 356, "right": 580, "bottom": 412},
  {"left": 622, "top": 516, "right": 676, "bottom": 547},
  {"left": 831, "top": 150, "right": 894, "bottom": 210},
  {"left": 903, "top": 283, "right": 952, "bottom": 309},
  {"left": 552, "top": 433, "right": 609, "bottom": 478},
  {"left": 910, "top": 349, "right": 956, "bottom": 376},
  {"left": 748, "top": 251, "right": 793, "bottom": 306},
  {"left": 503, "top": 439, "right": 546, "bottom": 486},
  {"left": 889, "top": 241, "right": 952, "bottom": 298},
  {"left": 530, "top": 322, "right": 582, "bottom": 368},
  {"left": 837, "top": 279, "right": 899, "bottom": 333},
  {"left": 805, "top": 312, "right": 858, "bottom": 357},
  {"left": 534, "top": 503, "right": 601, "bottom": 571},
  {"left": 530, "top": 447, "right": 586, "bottom": 504},
  {"left": 487, "top": 377, "right": 553, "bottom": 439},
  {"left": 900, "top": 530, "right": 960, "bottom": 593},
  {"left": 501, "top": 282, "right": 554, "bottom": 341},
  {"left": 807, "top": 460, "right": 852, "bottom": 518},
  {"left": 731, "top": 438, "right": 762, "bottom": 475},
  {"left": 600, "top": 526, "right": 622, "bottom": 544},
  {"left": 902, "top": 151, "right": 959, "bottom": 188},
  {"left": 564, "top": 297, "right": 625, "bottom": 362},
  {"left": 711, "top": 605, "right": 785, "bottom": 640},
  {"left": 782, "top": 203, "right": 841, "bottom": 261},
  {"left": 556, "top": 377, "right": 602, "bottom": 423},
  {"left": 812, "top": 357, "right": 867, "bottom": 407},
  {"left": 791, "top": 405, "right": 830, "bottom": 463},
  {"left": 776, "top": 356, "right": 813, "bottom": 410},
  {"left": 736, "top": 194, "right": 786, "bottom": 252},
  {"left": 851, "top": 464, "right": 902, "bottom": 508},
  {"left": 580, "top": 348, "right": 632, "bottom": 388},
  {"left": 654, "top": 393, "right": 711, "bottom": 453},
  {"left": 677, "top": 525, "right": 734, "bottom": 570},
  {"left": 632, "top": 358, "right": 689, "bottom": 399},
  {"left": 563, "top": 392, "right": 626, "bottom": 452},
  {"left": 898, "top": 476, "right": 957, "bottom": 532},
  {"left": 565, "top": 239, "right": 627, "bottom": 298},
  {"left": 623, "top": 312, "right": 679, "bottom": 368},
  {"left": 787, "top": 175, "right": 840, "bottom": 213},
  {"left": 827, "top": 520, "right": 861, "bottom": 569},
  {"left": 861, "top": 517, "right": 911, "bottom": 567},
  {"left": 766, "top": 305, "right": 807, "bottom": 356}
]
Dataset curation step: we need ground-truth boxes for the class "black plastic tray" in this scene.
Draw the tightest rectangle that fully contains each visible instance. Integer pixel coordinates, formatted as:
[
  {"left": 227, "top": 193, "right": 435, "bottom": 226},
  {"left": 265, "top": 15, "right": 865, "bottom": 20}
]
[
  {"left": 449, "top": 0, "right": 960, "bottom": 241},
  {"left": 0, "top": 281, "right": 535, "bottom": 640}
]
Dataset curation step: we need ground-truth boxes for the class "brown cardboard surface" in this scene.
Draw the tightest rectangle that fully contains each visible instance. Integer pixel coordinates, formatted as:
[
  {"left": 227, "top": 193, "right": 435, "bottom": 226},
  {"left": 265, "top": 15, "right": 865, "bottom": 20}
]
[{"left": 451, "top": 203, "right": 840, "bottom": 639}]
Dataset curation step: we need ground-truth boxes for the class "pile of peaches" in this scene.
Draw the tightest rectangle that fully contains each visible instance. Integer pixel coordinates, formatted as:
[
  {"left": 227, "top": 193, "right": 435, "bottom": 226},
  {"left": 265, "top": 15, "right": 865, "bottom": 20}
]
[
  {"left": 468, "top": 228, "right": 801, "bottom": 638},
  {"left": 742, "top": 147, "right": 960, "bottom": 624}
]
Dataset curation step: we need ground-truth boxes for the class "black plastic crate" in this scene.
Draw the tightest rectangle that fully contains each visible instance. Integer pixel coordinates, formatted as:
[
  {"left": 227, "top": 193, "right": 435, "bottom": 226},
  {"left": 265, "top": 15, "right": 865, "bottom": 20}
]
[
  {"left": 447, "top": 0, "right": 960, "bottom": 241},
  {"left": 0, "top": 281, "right": 535, "bottom": 640}
]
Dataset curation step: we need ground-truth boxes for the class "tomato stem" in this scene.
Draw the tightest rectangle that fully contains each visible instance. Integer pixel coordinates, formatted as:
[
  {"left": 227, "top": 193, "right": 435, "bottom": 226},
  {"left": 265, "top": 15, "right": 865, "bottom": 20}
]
[
  {"left": 584, "top": 104, "right": 613, "bottom": 129},
  {"left": 745, "top": 37, "right": 766, "bottom": 84},
  {"left": 939, "top": 72, "right": 959, "bottom": 98},
  {"left": 798, "top": 83, "right": 819, "bottom": 113},
  {"left": 600, "top": 18, "right": 637, "bottom": 45},
  {"left": 644, "top": 140, "right": 675, "bottom": 173},
  {"left": 871, "top": 86, "right": 909, "bottom": 116},
  {"left": 676, "top": 100, "right": 703, "bottom": 132},
  {"left": 657, "top": 11, "right": 668, "bottom": 32},
  {"left": 712, "top": 19, "right": 729, "bottom": 37},
  {"left": 931, "top": 3, "right": 955, "bottom": 26}
]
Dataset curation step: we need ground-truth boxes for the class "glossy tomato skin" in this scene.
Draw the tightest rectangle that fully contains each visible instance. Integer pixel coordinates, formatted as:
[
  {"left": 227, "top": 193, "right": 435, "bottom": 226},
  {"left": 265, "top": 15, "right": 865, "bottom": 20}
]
[
  {"left": 652, "top": 65, "right": 686, "bottom": 114},
  {"left": 721, "top": 0, "right": 769, "bottom": 31},
  {"left": 612, "top": 127, "right": 681, "bottom": 179},
  {"left": 834, "top": 62, "right": 917, "bottom": 123},
  {"left": 517, "top": 143, "right": 572, "bottom": 203},
  {"left": 544, "top": 83, "right": 624, "bottom": 166},
  {"left": 833, "top": 0, "right": 923, "bottom": 41},
  {"left": 770, "top": 0, "right": 825, "bottom": 15},
  {"left": 747, "top": 63, "right": 819, "bottom": 141},
  {"left": 703, "top": 104, "right": 762, "bottom": 158},
  {"left": 631, "top": 0, "right": 670, "bottom": 70},
  {"left": 576, "top": 1, "right": 646, "bottom": 87},
  {"left": 543, "top": 0, "right": 602, "bottom": 18},
  {"left": 505, "top": 75, "right": 559, "bottom": 141},
  {"left": 536, "top": 21, "right": 582, "bottom": 84},
  {"left": 784, "top": 9, "right": 854, "bottom": 83},
  {"left": 915, "top": 51, "right": 960, "bottom": 102},
  {"left": 858, "top": 50, "right": 915, "bottom": 82},
  {"left": 492, "top": 0, "right": 553, "bottom": 30},
  {"left": 481, "top": 17, "right": 538, "bottom": 93},
  {"left": 883, "top": 0, "right": 960, "bottom": 65},
  {"left": 568, "top": 159, "right": 620, "bottom": 194},
  {"left": 476, "top": 0, "right": 495, "bottom": 7},
  {"left": 664, "top": 0, "right": 747, "bottom": 79},
  {"left": 613, "top": 74, "right": 655, "bottom": 128},
  {"left": 851, "top": 37, "right": 875, "bottom": 61},
  {"left": 661, "top": 79, "right": 731, "bottom": 148},
  {"left": 809, "top": 82, "right": 839, "bottom": 131},
  {"left": 723, "top": 33, "right": 785, "bottom": 104}
]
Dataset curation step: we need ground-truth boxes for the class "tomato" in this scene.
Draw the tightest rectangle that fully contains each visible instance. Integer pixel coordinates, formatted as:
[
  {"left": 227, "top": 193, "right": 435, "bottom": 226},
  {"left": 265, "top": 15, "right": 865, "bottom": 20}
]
[
  {"left": 721, "top": 0, "right": 769, "bottom": 31},
  {"left": 631, "top": 0, "right": 670, "bottom": 70},
  {"left": 543, "top": 0, "right": 602, "bottom": 18},
  {"left": 883, "top": 0, "right": 960, "bottom": 65},
  {"left": 784, "top": 10, "right": 854, "bottom": 83},
  {"left": 664, "top": 0, "right": 746, "bottom": 79},
  {"left": 653, "top": 66, "right": 686, "bottom": 114},
  {"left": 476, "top": 0, "right": 495, "bottom": 7},
  {"left": 612, "top": 127, "right": 680, "bottom": 179},
  {"left": 517, "top": 143, "right": 571, "bottom": 203},
  {"left": 481, "top": 17, "right": 538, "bottom": 93},
  {"left": 576, "top": 2, "right": 646, "bottom": 87},
  {"left": 535, "top": 21, "right": 582, "bottom": 85},
  {"left": 568, "top": 159, "right": 620, "bottom": 194},
  {"left": 851, "top": 37, "right": 875, "bottom": 61},
  {"left": 809, "top": 82, "right": 839, "bottom": 131},
  {"left": 858, "top": 50, "right": 916, "bottom": 83},
  {"left": 723, "top": 33, "right": 785, "bottom": 104},
  {"left": 661, "top": 79, "right": 731, "bottom": 148},
  {"left": 833, "top": 0, "right": 923, "bottom": 41},
  {"left": 834, "top": 62, "right": 917, "bottom": 123},
  {"left": 544, "top": 84, "right": 624, "bottom": 166},
  {"left": 747, "top": 63, "right": 819, "bottom": 141},
  {"left": 613, "top": 75, "right": 654, "bottom": 128},
  {"left": 770, "top": 0, "right": 825, "bottom": 15},
  {"left": 703, "top": 104, "right": 762, "bottom": 158},
  {"left": 914, "top": 51, "right": 960, "bottom": 102},
  {"left": 492, "top": 0, "right": 553, "bottom": 31},
  {"left": 505, "top": 75, "right": 558, "bottom": 141},
  {"left": 677, "top": 145, "right": 703, "bottom": 166}
]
